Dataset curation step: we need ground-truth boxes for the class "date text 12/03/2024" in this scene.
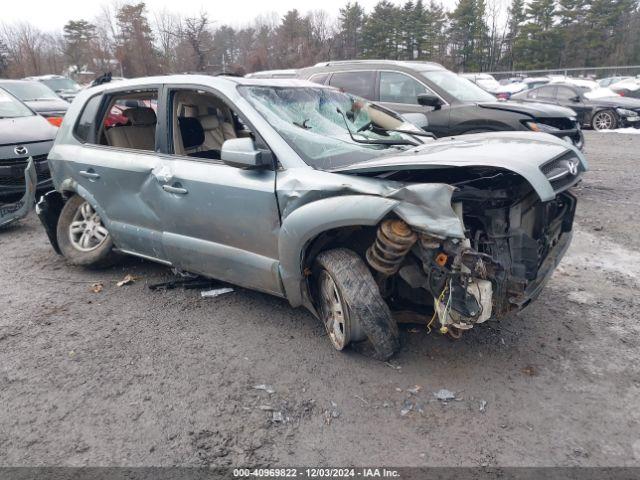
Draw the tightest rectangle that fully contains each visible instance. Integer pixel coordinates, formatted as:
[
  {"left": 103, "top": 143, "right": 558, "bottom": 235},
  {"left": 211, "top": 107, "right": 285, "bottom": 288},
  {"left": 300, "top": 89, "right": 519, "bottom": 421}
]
[{"left": 233, "top": 468, "right": 401, "bottom": 478}]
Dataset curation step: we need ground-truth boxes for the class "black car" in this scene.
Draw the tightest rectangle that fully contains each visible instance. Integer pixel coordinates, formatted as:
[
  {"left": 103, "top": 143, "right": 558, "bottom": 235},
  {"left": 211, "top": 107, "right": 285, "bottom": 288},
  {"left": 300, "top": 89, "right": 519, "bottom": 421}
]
[
  {"left": 0, "top": 88, "right": 57, "bottom": 198},
  {"left": 297, "top": 60, "right": 584, "bottom": 149},
  {"left": 24, "top": 75, "right": 83, "bottom": 102},
  {"left": 0, "top": 80, "right": 69, "bottom": 127},
  {"left": 511, "top": 83, "right": 640, "bottom": 130}
]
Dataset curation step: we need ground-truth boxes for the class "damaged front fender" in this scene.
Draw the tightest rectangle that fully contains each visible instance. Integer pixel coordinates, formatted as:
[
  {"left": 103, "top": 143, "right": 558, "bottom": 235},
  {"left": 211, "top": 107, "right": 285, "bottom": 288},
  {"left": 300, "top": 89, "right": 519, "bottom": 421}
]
[
  {"left": 0, "top": 158, "right": 37, "bottom": 228},
  {"left": 276, "top": 168, "right": 465, "bottom": 308}
]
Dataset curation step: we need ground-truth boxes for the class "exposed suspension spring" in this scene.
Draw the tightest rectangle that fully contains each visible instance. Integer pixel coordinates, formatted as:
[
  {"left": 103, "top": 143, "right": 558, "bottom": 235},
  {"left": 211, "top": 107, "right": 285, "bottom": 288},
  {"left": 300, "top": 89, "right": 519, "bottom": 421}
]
[{"left": 366, "top": 219, "right": 418, "bottom": 275}]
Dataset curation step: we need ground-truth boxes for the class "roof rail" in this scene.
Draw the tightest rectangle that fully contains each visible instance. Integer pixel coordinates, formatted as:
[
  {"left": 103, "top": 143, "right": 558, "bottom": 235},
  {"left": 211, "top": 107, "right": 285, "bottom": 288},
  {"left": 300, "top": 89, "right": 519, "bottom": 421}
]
[{"left": 312, "top": 59, "right": 444, "bottom": 68}]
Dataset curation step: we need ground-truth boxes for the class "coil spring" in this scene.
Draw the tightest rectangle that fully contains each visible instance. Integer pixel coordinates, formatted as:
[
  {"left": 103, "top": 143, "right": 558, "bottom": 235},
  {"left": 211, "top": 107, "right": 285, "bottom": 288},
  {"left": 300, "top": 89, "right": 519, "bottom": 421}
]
[{"left": 366, "top": 219, "right": 418, "bottom": 275}]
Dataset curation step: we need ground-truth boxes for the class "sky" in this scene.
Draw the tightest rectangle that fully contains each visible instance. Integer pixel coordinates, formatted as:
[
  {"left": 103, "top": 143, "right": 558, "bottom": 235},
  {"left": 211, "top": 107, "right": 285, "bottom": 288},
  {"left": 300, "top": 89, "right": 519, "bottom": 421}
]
[{"left": 0, "top": 0, "right": 460, "bottom": 32}]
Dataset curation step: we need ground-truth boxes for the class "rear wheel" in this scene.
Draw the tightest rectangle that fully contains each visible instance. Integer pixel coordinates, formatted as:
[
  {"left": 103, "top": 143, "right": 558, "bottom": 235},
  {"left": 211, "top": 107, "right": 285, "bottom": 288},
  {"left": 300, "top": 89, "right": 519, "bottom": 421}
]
[
  {"left": 592, "top": 110, "right": 617, "bottom": 131},
  {"left": 314, "top": 248, "right": 400, "bottom": 360},
  {"left": 56, "top": 195, "right": 116, "bottom": 267}
]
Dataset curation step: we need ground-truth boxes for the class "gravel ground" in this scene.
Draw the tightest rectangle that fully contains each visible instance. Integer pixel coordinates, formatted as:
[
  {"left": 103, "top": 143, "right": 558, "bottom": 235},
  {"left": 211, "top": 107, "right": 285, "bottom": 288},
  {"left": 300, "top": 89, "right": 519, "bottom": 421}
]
[{"left": 1, "top": 131, "right": 639, "bottom": 467}]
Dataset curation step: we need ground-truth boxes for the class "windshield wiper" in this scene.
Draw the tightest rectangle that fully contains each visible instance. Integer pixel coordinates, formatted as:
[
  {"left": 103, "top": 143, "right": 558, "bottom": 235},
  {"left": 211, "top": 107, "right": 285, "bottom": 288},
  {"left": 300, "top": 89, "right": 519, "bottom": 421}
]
[{"left": 336, "top": 108, "right": 419, "bottom": 146}]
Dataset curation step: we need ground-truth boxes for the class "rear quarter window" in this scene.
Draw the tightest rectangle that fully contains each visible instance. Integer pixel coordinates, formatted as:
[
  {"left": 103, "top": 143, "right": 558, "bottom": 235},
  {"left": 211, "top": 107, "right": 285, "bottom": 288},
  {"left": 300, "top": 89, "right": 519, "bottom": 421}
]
[{"left": 73, "top": 94, "right": 104, "bottom": 143}]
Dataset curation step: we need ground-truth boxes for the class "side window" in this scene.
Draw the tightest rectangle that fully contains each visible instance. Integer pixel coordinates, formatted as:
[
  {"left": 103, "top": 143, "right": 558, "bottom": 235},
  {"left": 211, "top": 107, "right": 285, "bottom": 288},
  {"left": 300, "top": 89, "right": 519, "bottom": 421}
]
[
  {"left": 556, "top": 87, "right": 576, "bottom": 100},
  {"left": 528, "top": 86, "right": 555, "bottom": 99},
  {"left": 169, "top": 89, "right": 247, "bottom": 161},
  {"left": 379, "top": 71, "right": 427, "bottom": 104},
  {"left": 73, "top": 94, "right": 103, "bottom": 143},
  {"left": 309, "top": 73, "right": 329, "bottom": 85},
  {"left": 329, "top": 71, "right": 376, "bottom": 100},
  {"left": 98, "top": 90, "right": 158, "bottom": 151}
]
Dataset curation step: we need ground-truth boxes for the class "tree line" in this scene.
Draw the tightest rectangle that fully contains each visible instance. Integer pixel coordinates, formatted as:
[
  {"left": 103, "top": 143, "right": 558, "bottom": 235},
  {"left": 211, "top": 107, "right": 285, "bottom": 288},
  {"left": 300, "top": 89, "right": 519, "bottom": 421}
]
[{"left": 1, "top": 0, "right": 639, "bottom": 80}]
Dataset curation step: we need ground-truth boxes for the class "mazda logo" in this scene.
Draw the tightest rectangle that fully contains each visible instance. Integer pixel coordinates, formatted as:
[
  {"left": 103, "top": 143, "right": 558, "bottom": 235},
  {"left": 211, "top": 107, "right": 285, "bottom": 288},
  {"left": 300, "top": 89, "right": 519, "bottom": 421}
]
[{"left": 14, "top": 145, "right": 28, "bottom": 156}]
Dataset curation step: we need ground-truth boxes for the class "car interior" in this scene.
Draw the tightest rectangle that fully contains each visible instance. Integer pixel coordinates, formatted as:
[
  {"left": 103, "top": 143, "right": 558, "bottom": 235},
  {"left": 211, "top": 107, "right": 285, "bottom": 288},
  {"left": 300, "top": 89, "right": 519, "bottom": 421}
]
[
  {"left": 100, "top": 91, "right": 158, "bottom": 151},
  {"left": 171, "top": 90, "right": 250, "bottom": 160}
]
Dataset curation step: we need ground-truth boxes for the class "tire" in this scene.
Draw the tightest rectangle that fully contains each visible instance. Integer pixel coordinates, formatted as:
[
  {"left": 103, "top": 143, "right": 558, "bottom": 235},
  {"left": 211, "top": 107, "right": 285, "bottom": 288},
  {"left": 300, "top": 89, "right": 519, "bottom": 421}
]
[
  {"left": 592, "top": 110, "right": 618, "bottom": 131},
  {"left": 56, "top": 194, "right": 116, "bottom": 267},
  {"left": 314, "top": 248, "right": 400, "bottom": 360}
]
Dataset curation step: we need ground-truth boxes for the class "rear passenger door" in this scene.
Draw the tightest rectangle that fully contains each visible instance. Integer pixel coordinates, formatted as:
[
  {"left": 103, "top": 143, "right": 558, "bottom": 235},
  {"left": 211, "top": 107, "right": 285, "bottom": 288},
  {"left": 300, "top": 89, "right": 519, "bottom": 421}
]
[
  {"left": 67, "top": 87, "right": 168, "bottom": 261},
  {"left": 328, "top": 71, "right": 376, "bottom": 100}
]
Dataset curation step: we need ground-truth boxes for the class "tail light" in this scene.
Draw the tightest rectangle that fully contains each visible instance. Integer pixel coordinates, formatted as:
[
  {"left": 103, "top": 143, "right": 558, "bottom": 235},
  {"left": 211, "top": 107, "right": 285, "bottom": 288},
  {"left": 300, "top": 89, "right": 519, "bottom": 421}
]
[{"left": 47, "top": 116, "right": 63, "bottom": 127}]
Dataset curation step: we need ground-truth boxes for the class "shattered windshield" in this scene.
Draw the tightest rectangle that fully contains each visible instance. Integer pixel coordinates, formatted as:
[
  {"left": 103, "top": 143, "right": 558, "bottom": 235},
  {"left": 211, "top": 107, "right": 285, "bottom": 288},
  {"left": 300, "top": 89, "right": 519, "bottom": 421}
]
[{"left": 240, "top": 86, "right": 416, "bottom": 170}]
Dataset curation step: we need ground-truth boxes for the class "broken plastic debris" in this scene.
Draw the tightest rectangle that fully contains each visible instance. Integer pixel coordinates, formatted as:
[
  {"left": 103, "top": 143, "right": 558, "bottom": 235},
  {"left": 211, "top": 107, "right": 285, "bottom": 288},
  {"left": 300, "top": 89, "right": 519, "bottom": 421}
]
[
  {"left": 434, "top": 389, "right": 456, "bottom": 402},
  {"left": 89, "top": 283, "right": 103, "bottom": 293},
  {"left": 407, "top": 385, "right": 422, "bottom": 395},
  {"left": 201, "top": 287, "right": 234, "bottom": 298},
  {"left": 253, "top": 384, "right": 275, "bottom": 394},
  {"left": 400, "top": 400, "right": 413, "bottom": 416},
  {"left": 116, "top": 274, "right": 137, "bottom": 287},
  {"left": 258, "top": 405, "right": 274, "bottom": 411},
  {"left": 479, "top": 400, "right": 487, "bottom": 412},
  {"left": 271, "top": 411, "right": 284, "bottom": 423}
]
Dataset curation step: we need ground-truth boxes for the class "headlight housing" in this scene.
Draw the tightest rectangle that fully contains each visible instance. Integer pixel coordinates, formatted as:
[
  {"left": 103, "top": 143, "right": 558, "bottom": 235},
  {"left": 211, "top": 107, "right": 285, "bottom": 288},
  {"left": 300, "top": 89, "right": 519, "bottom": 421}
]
[
  {"left": 616, "top": 108, "right": 637, "bottom": 117},
  {"left": 525, "top": 121, "right": 560, "bottom": 133}
]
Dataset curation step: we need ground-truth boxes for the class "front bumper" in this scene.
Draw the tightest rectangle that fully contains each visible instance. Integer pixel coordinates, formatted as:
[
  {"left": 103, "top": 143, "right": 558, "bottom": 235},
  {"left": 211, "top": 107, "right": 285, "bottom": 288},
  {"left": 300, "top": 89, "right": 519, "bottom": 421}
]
[
  {"left": 0, "top": 159, "right": 37, "bottom": 227},
  {"left": 0, "top": 154, "right": 52, "bottom": 197},
  {"left": 548, "top": 128, "right": 584, "bottom": 150}
]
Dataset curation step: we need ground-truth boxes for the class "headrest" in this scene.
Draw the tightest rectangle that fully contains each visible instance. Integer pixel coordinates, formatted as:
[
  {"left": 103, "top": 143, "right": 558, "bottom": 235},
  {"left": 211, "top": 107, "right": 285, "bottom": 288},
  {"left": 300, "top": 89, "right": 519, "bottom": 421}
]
[
  {"left": 199, "top": 115, "right": 221, "bottom": 130},
  {"left": 181, "top": 105, "right": 199, "bottom": 117},
  {"left": 124, "top": 107, "right": 157, "bottom": 125},
  {"left": 178, "top": 116, "right": 204, "bottom": 149}
]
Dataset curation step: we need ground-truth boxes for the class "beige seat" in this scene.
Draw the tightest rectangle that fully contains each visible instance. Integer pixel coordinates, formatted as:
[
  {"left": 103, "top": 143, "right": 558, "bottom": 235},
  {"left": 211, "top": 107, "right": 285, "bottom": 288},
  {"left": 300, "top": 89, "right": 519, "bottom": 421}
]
[
  {"left": 105, "top": 107, "right": 157, "bottom": 150},
  {"left": 199, "top": 115, "right": 236, "bottom": 150}
]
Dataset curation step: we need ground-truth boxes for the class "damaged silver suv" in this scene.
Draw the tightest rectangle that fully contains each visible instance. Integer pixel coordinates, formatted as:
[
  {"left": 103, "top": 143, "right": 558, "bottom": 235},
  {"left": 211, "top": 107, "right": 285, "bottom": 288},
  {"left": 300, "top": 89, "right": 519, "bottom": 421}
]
[{"left": 37, "top": 75, "right": 587, "bottom": 360}]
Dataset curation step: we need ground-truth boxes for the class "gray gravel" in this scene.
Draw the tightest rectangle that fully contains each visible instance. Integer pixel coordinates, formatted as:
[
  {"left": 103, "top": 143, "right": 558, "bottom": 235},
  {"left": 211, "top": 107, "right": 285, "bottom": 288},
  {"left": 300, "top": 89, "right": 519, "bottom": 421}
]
[{"left": 1, "top": 131, "right": 639, "bottom": 467}]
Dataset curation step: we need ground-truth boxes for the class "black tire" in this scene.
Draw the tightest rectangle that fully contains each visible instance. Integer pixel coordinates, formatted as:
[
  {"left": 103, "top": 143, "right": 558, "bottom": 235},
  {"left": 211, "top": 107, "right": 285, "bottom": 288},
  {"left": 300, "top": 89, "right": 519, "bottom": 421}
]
[
  {"left": 314, "top": 248, "right": 400, "bottom": 360},
  {"left": 56, "top": 194, "right": 116, "bottom": 267},
  {"left": 592, "top": 110, "right": 618, "bottom": 131}
]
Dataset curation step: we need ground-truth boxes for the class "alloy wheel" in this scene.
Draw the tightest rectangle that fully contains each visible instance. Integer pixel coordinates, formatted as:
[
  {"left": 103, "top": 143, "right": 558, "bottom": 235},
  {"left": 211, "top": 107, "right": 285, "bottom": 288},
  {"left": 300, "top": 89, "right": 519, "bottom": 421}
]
[
  {"left": 317, "top": 270, "right": 350, "bottom": 350},
  {"left": 593, "top": 111, "right": 615, "bottom": 131},
  {"left": 68, "top": 201, "right": 110, "bottom": 252}
]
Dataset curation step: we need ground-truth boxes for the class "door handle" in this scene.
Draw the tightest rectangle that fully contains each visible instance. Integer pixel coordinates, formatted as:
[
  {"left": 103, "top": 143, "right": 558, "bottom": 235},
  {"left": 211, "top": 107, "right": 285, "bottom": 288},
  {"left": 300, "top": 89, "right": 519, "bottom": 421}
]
[
  {"left": 79, "top": 169, "right": 100, "bottom": 180},
  {"left": 162, "top": 184, "right": 188, "bottom": 195}
]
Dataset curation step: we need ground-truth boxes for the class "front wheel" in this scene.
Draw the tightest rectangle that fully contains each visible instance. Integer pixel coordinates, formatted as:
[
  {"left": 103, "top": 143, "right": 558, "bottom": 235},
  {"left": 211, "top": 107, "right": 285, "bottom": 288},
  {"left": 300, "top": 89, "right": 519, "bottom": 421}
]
[
  {"left": 592, "top": 110, "right": 618, "bottom": 131},
  {"left": 314, "top": 248, "right": 400, "bottom": 360},
  {"left": 56, "top": 195, "right": 116, "bottom": 267}
]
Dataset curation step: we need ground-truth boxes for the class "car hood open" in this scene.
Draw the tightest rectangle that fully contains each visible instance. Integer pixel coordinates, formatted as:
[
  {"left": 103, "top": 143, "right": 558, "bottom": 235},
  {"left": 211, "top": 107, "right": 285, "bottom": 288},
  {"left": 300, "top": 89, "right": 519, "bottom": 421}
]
[
  {"left": 478, "top": 101, "right": 576, "bottom": 118},
  {"left": 329, "top": 131, "right": 587, "bottom": 202}
]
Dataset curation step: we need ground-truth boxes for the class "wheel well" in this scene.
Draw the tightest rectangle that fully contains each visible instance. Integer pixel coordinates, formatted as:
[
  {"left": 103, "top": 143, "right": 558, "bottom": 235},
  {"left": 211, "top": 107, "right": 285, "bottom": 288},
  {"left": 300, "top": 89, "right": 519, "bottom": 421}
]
[{"left": 303, "top": 225, "right": 378, "bottom": 272}]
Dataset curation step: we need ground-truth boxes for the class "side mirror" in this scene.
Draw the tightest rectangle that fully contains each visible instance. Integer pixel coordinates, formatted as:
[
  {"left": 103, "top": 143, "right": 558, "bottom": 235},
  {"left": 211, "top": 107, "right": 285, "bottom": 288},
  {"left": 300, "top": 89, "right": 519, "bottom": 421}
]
[
  {"left": 570, "top": 96, "right": 581, "bottom": 103},
  {"left": 417, "top": 93, "right": 443, "bottom": 110},
  {"left": 221, "top": 138, "right": 264, "bottom": 168},
  {"left": 401, "top": 112, "right": 429, "bottom": 129}
]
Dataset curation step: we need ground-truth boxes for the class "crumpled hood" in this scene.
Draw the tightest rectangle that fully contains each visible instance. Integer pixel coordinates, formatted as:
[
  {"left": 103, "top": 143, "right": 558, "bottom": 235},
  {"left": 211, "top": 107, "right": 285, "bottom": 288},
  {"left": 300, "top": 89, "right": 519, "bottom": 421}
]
[
  {"left": 479, "top": 100, "right": 577, "bottom": 118},
  {"left": 330, "top": 131, "right": 588, "bottom": 202}
]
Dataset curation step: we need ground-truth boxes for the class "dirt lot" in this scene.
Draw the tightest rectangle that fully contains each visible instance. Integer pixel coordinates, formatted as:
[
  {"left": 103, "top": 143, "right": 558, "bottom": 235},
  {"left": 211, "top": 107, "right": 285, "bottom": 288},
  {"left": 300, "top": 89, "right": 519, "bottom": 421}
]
[{"left": 1, "top": 131, "right": 639, "bottom": 467}]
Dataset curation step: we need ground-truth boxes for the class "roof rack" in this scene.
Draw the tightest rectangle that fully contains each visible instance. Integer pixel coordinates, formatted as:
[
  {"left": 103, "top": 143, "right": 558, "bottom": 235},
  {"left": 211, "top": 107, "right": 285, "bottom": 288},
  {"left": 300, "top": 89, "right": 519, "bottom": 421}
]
[{"left": 312, "top": 59, "right": 444, "bottom": 68}]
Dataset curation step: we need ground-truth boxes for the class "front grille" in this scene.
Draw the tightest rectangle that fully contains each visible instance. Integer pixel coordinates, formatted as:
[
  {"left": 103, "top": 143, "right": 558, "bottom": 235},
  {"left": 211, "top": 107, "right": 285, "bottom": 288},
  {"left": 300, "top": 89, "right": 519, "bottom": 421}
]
[
  {"left": 0, "top": 154, "right": 50, "bottom": 188},
  {"left": 540, "top": 152, "right": 583, "bottom": 192}
]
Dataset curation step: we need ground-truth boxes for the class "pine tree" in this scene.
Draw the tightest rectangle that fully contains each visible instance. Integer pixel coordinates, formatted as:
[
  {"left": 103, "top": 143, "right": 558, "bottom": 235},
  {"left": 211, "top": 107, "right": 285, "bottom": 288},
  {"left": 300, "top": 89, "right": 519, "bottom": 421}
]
[
  {"left": 361, "top": 1, "right": 401, "bottom": 59},
  {"left": 420, "top": 0, "right": 448, "bottom": 62},
  {"left": 338, "top": 2, "right": 365, "bottom": 59},
  {"left": 448, "top": 0, "right": 489, "bottom": 71}
]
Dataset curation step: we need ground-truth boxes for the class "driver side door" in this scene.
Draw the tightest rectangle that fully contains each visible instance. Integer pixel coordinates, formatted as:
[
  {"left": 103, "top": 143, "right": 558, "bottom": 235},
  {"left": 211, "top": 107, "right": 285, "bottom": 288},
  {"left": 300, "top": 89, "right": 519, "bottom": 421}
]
[{"left": 152, "top": 85, "right": 284, "bottom": 296}]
